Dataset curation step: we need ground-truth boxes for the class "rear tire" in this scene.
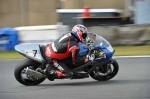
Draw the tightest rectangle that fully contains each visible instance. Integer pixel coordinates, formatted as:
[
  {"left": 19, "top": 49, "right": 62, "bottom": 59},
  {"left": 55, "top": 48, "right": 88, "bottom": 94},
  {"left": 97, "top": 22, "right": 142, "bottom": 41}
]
[
  {"left": 90, "top": 59, "right": 119, "bottom": 81},
  {"left": 14, "top": 59, "right": 46, "bottom": 86}
]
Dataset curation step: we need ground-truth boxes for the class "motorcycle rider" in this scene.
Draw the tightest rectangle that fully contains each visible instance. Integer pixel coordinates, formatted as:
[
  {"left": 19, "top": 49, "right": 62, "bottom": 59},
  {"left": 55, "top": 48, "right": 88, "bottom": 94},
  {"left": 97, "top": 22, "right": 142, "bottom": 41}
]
[{"left": 45, "top": 24, "right": 92, "bottom": 78}]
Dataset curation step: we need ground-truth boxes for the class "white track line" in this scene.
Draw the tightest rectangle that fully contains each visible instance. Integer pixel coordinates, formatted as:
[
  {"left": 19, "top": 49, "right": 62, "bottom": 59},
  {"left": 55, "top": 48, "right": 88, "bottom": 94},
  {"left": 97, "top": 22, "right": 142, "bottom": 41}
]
[
  {"left": 0, "top": 55, "right": 150, "bottom": 61},
  {"left": 114, "top": 55, "right": 150, "bottom": 58}
]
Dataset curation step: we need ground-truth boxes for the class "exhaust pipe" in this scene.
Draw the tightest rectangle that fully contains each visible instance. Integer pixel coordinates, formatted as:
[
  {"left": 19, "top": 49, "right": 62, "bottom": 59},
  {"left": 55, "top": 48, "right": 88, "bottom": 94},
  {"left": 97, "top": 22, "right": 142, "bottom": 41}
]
[{"left": 25, "top": 67, "right": 45, "bottom": 78}]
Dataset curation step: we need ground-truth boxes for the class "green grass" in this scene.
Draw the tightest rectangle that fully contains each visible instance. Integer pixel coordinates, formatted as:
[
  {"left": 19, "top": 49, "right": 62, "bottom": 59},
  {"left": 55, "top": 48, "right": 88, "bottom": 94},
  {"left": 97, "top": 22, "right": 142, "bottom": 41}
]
[
  {"left": 0, "top": 51, "right": 25, "bottom": 60},
  {"left": 113, "top": 46, "right": 150, "bottom": 56},
  {"left": 0, "top": 46, "right": 150, "bottom": 60}
]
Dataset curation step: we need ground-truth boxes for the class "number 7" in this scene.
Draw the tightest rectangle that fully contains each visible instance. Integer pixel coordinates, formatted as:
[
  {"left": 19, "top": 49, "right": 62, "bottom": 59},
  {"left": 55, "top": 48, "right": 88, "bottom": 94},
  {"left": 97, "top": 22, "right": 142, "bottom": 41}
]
[{"left": 33, "top": 50, "right": 37, "bottom": 57}]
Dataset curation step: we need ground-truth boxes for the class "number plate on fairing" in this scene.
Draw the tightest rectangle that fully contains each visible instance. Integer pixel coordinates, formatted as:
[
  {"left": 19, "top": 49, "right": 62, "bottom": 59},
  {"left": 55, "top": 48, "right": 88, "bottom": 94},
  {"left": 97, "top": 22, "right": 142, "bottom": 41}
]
[
  {"left": 15, "top": 44, "right": 45, "bottom": 62},
  {"left": 25, "top": 50, "right": 40, "bottom": 59}
]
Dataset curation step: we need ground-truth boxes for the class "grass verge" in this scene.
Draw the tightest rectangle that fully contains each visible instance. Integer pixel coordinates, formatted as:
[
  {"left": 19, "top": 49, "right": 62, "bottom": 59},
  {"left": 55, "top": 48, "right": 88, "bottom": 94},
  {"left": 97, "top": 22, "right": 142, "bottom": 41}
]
[
  {"left": 114, "top": 46, "right": 150, "bottom": 56},
  {"left": 0, "top": 46, "right": 150, "bottom": 60}
]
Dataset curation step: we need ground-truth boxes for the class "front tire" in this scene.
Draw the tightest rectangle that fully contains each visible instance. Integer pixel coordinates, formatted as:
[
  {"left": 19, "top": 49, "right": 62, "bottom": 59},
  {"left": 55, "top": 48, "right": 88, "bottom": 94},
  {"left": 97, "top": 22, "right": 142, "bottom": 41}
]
[
  {"left": 90, "top": 59, "right": 119, "bottom": 81},
  {"left": 14, "top": 59, "right": 46, "bottom": 86}
]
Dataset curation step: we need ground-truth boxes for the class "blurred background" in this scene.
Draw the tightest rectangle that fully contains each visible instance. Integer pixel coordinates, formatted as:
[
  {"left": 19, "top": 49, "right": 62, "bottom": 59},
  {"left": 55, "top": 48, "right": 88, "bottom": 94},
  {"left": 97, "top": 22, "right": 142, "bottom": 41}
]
[
  {"left": 1, "top": 0, "right": 150, "bottom": 27},
  {"left": 0, "top": 0, "right": 150, "bottom": 57}
]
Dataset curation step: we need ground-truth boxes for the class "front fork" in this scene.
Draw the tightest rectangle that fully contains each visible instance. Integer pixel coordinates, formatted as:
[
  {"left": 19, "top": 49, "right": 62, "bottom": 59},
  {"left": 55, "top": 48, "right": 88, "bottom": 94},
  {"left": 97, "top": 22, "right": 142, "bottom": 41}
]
[
  {"left": 96, "top": 65, "right": 112, "bottom": 76},
  {"left": 95, "top": 59, "right": 113, "bottom": 76}
]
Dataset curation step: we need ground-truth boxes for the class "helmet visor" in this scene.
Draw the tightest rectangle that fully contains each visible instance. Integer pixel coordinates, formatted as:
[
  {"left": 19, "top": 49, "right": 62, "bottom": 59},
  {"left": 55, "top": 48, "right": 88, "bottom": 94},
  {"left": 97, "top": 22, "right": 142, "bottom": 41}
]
[{"left": 82, "top": 33, "right": 87, "bottom": 39}]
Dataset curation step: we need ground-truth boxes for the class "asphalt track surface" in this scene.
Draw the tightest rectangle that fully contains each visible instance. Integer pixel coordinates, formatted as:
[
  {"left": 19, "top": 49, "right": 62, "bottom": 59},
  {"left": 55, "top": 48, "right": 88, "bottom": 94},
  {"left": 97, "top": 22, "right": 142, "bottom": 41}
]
[{"left": 0, "top": 57, "right": 150, "bottom": 99}]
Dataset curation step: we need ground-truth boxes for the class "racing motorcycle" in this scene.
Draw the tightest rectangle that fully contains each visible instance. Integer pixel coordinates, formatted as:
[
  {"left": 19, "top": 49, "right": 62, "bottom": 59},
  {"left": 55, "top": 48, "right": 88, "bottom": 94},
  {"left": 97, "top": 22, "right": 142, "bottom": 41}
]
[{"left": 14, "top": 33, "right": 119, "bottom": 86}]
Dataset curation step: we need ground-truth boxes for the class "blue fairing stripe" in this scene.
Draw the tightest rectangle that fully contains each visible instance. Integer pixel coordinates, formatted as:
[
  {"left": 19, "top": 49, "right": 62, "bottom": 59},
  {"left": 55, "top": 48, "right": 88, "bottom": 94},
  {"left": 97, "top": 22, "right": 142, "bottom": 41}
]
[{"left": 102, "top": 48, "right": 113, "bottom": 59}]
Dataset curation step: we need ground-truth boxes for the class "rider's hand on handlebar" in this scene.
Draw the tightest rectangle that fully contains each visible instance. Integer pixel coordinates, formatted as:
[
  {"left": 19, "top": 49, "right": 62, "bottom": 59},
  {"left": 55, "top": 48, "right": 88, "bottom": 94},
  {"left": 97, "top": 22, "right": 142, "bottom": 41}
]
[
  {"left": 86, "top": 54, "right": 95, "bottom": 61},
  {"left": 86, "top": 37, "right": 94, "bottom": 43}
]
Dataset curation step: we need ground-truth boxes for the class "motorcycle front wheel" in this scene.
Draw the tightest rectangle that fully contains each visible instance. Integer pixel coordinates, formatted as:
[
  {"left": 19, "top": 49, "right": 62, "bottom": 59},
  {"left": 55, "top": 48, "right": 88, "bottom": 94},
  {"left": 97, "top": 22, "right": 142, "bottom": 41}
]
[
  {"left": 14, "top": 59, "right": 46, "bottom": 86},
  {"left": 90, "top": 59, "right": 119, "bottom": 81}
]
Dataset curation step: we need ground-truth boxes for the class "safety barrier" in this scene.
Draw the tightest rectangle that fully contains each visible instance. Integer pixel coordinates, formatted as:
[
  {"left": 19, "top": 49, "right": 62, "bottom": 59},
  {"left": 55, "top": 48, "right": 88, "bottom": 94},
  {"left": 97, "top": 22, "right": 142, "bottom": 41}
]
[
  {"left": 0, "top": 24, "right": 149, "bottom": 52},
  {"left": 0, "top": 25, "right": 69, "bottom": 51},
  {"left": 15, "top": 25, "right": 69, "bottom": 45},
  {"left": 87, "top": 24, "right": 150, "bottom": 45},
  {"left": 16, "top": 24, "right": 150, "bottom": 46},
  {"left": 0, "top": 28, "right": 18, "bottom": 51}
]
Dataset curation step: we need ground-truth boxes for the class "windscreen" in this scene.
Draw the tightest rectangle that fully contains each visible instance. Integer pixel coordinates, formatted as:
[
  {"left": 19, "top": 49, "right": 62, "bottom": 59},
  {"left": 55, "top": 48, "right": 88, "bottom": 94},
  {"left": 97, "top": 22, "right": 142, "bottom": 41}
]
[{"left": 87, "top": 33, "right": 113, "bottom": 52}]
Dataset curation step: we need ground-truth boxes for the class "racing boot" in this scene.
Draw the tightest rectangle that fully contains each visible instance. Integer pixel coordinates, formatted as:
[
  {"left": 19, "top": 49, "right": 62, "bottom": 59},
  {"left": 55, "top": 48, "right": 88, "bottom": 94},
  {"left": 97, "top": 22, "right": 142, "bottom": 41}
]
[
  {"left": 53, "top": 60, "right": 73, "bottom": 78},
  {"left": 45, "top": 64, "right": 55, "bottom": 81}
]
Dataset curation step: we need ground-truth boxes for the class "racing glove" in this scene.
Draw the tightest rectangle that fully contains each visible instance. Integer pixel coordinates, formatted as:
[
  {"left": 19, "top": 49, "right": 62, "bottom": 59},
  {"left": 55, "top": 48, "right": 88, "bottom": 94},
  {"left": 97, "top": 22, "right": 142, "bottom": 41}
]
[{"left": 84, "top": 54, "right": 95, "bottom": 63}]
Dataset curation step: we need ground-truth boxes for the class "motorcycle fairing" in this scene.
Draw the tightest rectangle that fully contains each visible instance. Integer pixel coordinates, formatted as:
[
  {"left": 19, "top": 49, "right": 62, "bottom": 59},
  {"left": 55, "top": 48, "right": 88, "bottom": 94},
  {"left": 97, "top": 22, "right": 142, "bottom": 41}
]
[
  {"left": 89, "top": 33, "right": 114, "bottom": 60},
  {"left": 15, "top": 44, "right": 45, "bottom": 62},
  {"left": 95, "top": 36, "right": 114, "bottom": 59}
]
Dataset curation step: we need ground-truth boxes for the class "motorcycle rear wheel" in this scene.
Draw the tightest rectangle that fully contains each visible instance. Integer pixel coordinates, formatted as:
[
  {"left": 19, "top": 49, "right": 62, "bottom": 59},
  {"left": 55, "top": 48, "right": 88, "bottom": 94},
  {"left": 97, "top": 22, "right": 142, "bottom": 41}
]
[
  {"left": 90, "top": 59, "right": 119, "bottom": 81},
  {"left": 14, "top": 59, "right": 46, "bottom": 86}
]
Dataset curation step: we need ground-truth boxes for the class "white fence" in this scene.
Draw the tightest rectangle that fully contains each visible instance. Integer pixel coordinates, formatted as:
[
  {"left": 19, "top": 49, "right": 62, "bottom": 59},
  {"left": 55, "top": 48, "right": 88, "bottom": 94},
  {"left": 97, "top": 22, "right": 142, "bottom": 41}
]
[{"left": 15, "top": 25, "right": 69, "bottom": 45}]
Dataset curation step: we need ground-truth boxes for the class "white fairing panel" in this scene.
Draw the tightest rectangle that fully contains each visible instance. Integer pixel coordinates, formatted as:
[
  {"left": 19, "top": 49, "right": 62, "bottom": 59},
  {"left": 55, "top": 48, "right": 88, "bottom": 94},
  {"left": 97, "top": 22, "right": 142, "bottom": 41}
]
[{"left": 15, "top": 44, "right": 45, "bottom": 62}]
